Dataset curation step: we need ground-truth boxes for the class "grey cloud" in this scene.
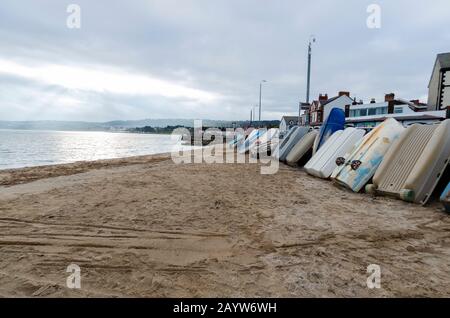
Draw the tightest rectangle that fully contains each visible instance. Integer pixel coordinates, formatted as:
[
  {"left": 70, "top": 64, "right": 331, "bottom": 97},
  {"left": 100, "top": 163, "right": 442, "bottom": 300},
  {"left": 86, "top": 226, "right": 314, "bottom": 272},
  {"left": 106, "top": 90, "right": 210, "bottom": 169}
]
[{"left": 0, "top": 0, "right": 449, "bottom": 121}]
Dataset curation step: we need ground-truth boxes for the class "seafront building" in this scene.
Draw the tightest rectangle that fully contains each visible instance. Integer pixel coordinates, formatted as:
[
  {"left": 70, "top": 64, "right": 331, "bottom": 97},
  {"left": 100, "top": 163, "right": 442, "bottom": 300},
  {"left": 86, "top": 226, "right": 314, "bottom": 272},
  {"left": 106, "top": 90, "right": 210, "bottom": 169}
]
[
  {"left": 279, "top": 116, "right": 300, "bottom": 133},
  {"left": 301, "top": 92, "right": 354, "bottom": 127},
  {"left": 344, "top": 93, "right": 445, "bottom": 129},
  {"left": 427, "top": 53, "right": 450, "bottom": 111},
  {"left": 283, "top": 52, "right": 450, "bottom": 131},
  {"left": 292, "top": 93, "right": 446, "bottom": 130}
]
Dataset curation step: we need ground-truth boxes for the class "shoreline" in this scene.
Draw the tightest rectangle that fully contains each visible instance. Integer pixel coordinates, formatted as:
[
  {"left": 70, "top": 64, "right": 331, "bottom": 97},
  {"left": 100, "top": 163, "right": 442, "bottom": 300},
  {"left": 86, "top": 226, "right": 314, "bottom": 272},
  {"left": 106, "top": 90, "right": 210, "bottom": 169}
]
[{"left": 0, "top": 153, "right": 172, "bottom": 187}]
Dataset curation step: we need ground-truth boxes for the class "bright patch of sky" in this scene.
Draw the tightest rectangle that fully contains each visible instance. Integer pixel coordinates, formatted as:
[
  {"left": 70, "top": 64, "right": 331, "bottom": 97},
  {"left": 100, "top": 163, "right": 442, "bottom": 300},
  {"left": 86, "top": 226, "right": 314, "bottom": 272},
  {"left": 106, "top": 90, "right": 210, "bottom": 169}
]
[{"left": 0, "top": 0, "right": 449, "bottom": 121}]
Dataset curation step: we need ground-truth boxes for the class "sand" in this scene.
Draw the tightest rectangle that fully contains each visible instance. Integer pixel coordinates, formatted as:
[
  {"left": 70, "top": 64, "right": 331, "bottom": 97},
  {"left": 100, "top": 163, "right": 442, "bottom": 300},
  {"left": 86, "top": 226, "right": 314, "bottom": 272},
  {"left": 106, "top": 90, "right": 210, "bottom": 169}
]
[{"left": 0, "top": 153, "right": 449, "bottom": 297}]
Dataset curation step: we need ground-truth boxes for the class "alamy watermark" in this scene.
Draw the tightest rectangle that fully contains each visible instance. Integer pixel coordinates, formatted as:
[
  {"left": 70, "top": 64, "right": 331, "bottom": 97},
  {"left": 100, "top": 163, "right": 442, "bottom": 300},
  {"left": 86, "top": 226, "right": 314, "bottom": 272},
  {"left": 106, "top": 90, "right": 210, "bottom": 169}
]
[
  {"left": 67, "top": 4, "right": 81, "bottom": 29},
  {"left": 66, "top": 263, "right": 81, "bottom": 289},
  {"left": 65, "top": 4, "right": 382, "bottom": 30},
  {"left": 367, "top": 4, "right": 381, "bottom": 29},
  {"left": 366, "top": 264, "right": 381, "bottom": 289}
]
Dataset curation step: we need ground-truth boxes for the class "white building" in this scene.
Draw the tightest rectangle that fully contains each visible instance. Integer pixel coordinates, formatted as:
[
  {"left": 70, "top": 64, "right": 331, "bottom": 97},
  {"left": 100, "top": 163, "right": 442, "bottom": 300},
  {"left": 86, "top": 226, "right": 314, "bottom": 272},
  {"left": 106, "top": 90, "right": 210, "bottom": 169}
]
[
  {"left": 346, "top": 94, "right": 444, "bottom": 128},
  {"left": 279, "top": 116, "right": 299, "bottom": 133},
  {"left": 427, "top": 53, "right": 450, "bottom": 111},
  {"left": 307, "top": 92, "right": 354, "bottom": 126}
]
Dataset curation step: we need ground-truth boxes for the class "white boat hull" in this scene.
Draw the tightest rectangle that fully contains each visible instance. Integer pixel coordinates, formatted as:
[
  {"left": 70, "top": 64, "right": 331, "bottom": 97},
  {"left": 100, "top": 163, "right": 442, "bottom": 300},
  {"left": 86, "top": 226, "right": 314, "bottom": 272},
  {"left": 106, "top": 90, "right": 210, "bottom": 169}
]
[
  {"left": 286, "top": 130, "right": 318, "bottom": 166},
  {"left": 331, "top": 118, "right": 404, "bottom": 192},
  {"left": 305, "top": 128, "right": 366, "bottom": 179},
  {"left": 367, "top": 120, "right": 450, "bottom": 204}
]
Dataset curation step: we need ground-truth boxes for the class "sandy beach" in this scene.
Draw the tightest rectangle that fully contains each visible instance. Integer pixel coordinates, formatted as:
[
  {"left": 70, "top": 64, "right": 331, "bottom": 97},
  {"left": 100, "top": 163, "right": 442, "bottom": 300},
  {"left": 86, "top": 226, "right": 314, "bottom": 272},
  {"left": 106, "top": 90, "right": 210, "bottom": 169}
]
[{"left": 0, "top": 153, "right": 449, "bottom": 297}]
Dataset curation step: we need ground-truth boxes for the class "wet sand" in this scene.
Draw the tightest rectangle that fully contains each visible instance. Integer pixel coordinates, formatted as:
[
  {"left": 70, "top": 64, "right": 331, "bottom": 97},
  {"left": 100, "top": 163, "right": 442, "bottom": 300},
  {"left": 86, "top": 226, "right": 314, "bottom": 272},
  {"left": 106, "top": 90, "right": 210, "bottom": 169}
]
[{"left": 0, "top": 154, "right": 449, "bottom": 297}]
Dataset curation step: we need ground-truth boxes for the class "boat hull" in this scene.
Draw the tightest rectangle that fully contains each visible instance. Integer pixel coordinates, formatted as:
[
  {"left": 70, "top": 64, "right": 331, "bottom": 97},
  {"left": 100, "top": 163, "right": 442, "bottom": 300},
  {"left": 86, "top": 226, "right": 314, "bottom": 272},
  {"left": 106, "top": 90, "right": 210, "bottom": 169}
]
[
  {"left": 273, "top": 126, "right": 298, "bottom": 158},
  {"left": 312, "top": 108, "right": 346, "bottom": 155},
  {"left": 368, "top": 120, "right": 450, "bottom": 204},
  {"left": 305, "top": 128, "right": 365, "bottom": 179},
  {"left": 332, "top": 118, "right": 404, "bottom": 192},
  {"left": 286, "top": 130, "right": 318, "bottom": 166},
  {"left": 278, "top": 127, "right": 309, "bottom": 162},
  {"left": 238, "top": 129, "right": 262, "bottom": 154}
]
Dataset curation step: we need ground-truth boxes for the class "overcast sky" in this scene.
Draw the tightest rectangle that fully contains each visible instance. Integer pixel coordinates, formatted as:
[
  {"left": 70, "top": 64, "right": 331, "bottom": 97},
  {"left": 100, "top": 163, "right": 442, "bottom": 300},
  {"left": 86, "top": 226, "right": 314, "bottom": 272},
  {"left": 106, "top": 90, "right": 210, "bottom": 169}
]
[{"left": 0, "top": 0, "right": 449, "bottom": 122}]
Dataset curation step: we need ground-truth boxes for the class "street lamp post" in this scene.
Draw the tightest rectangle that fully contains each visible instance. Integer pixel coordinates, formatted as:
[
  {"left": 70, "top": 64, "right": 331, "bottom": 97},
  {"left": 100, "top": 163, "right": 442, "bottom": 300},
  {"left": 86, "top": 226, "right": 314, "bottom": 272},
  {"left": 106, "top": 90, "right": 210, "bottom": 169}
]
[
  {"left": 259, "top": 80, "right": 267, "bottom": 123},
  {"left": 306, "top": 36, "right": 316, "bottom": 104},
  {"left": 298, "top": 101, "right": 302, "bottom": 126}
]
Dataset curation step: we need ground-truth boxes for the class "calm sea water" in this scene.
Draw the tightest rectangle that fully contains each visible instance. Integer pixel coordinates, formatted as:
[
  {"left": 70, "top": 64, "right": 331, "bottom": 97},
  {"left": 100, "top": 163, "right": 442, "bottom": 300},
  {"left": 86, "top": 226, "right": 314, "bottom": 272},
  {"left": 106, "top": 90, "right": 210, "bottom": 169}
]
[{"left": 0, "top": 129, "right": 187, "bottom": 170}]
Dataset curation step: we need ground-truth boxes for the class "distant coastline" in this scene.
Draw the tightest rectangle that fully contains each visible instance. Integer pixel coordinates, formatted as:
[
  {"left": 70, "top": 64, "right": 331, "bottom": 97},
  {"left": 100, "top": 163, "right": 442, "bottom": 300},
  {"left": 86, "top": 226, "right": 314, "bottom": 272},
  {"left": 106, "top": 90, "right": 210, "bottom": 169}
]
[{"left": 0, "top": 119, "right": 281, "bottom": 133}]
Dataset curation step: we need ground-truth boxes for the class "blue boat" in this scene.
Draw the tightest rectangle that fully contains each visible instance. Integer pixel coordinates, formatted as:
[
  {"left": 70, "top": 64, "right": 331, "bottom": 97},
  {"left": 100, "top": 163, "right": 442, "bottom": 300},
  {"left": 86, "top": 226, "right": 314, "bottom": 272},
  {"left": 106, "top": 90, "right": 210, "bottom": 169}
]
[
  {"left": 313, "top": 108, "right": 346, "bottom": 154},
  {"left": 228, "top": 133, "right": 245, "bottom": 147},
  {"left": 441, "top": 182, "right": 450, "bottom": 212},
  {"left": 238, "top": 129, "right": 263, "bottom": 154}
]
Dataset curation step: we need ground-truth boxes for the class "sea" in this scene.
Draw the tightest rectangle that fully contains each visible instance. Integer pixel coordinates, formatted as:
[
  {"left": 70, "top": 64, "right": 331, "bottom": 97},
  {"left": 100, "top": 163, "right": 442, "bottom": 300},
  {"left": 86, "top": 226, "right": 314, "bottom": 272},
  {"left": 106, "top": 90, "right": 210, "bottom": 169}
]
[{"left": 0, "top": 129, "right": 188, "bottom": 170}]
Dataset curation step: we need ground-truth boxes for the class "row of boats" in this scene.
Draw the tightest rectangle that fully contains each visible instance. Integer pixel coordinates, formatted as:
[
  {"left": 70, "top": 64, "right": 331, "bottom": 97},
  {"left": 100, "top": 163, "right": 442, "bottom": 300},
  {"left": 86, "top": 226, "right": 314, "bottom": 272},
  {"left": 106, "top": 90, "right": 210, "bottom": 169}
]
[{"left": 229, "top": 108, "right": 450, "bottom": 211}]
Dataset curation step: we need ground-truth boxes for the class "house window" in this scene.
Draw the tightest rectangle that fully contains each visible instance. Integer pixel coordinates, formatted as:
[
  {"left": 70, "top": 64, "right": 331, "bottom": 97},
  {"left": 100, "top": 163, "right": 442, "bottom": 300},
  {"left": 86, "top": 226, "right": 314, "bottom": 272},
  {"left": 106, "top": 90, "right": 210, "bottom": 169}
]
[
  {"left": 394, "top": 107, "right": 403, "bottom": 114},
  {"left": 377, "top": 107, "right": 387, "bottom": 115},
  {"left": 368, "top": 108, "right": 376, "bottom": 116},
  {"left": 439, "top": 69, "right": 450, "bottom": 109},
  {"left": 359, "top": 109, "right": 367, "bottom": 116}
]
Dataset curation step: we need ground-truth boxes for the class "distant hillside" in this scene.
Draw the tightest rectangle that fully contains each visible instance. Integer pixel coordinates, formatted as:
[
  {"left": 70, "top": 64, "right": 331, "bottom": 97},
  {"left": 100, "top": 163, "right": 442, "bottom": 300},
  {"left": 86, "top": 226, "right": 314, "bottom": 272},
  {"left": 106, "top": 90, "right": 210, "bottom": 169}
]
[{"left": 0, "top": 119, "right": 280, "bottom": 131}]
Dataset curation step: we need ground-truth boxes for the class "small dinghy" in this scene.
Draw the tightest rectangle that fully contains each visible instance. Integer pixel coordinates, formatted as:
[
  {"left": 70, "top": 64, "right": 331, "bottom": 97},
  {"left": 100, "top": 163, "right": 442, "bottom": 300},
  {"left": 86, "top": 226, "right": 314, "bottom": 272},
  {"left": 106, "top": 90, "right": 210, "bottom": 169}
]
[
  {"left": 305, "top": 127, "right": 365, "bottom": 179},
  {"left": 251, "top": 128, "right": 278, "bottom": 150},
  {"left": 277, "top": 127, "right": 310, "bottom": 162},
  {"left": 238, "top": 129, "right": 262, "bottom": 154},
  {"left": 228, "top": 132, "right": 245, "bottom": 148},
  {"left": 285, "top": 130, "right": 318, "bottom": 166},
  {"left": 331, "top": 118, "right": 404, "bottom": 192},
  {"left": 312, "top": 108, "right": 346, "bottom": 155},
  {"left": 250, "top": 128, "right": 279, "bottom": 157},
  {"left": 366, "top": 120, "right": 450, "bottom": 204},
  {"left": 272, "top": 126, "right": 298, "bottom": 157}
]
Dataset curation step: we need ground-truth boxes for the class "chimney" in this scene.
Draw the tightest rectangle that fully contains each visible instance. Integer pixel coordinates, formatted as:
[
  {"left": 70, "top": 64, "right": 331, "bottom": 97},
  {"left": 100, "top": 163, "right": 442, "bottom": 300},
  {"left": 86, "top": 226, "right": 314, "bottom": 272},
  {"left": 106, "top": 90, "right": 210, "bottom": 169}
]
[
  {"left": 388, "top": 100, "right": 395, "bottom": 114},
  {"left": 319, "top": 94, "right": 328, "bottom": 101},
  {"left": 385, "top": 93, "right": 395, "bottom": 102},
  {"left": 370, "top": 98, "right": 376, "bottom": 104},
  {"left": 352, "top": 98, "right": 358, "bottom": 105},
  {"left": 339, "top": 91, "right": 350, "bottom": 97},
  {"left": 344, "top": 104, "right": 350, "bottom": 118}
]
